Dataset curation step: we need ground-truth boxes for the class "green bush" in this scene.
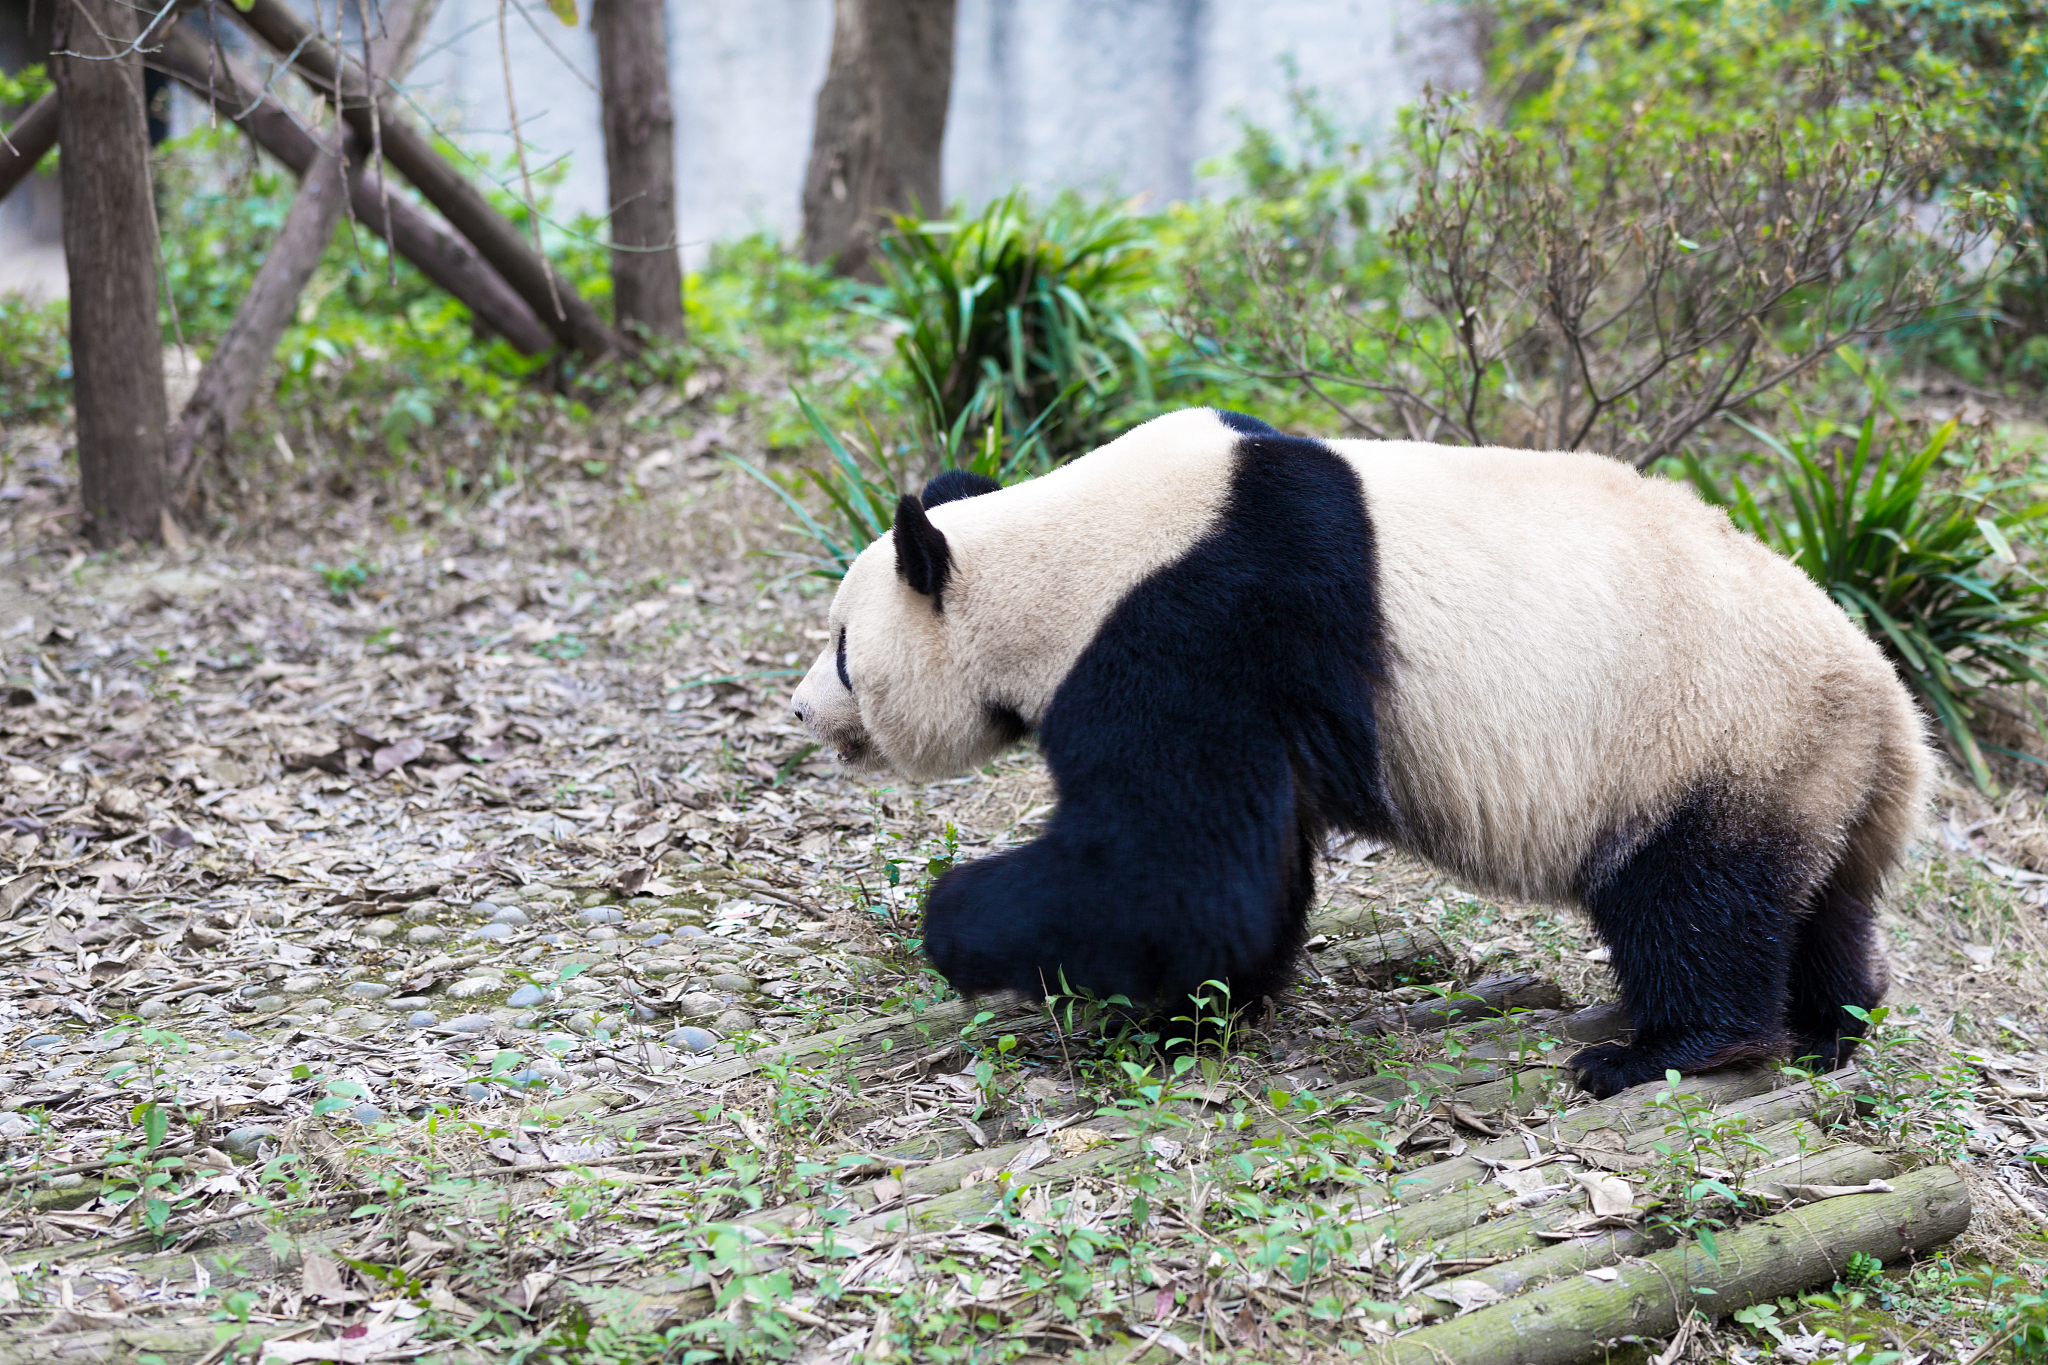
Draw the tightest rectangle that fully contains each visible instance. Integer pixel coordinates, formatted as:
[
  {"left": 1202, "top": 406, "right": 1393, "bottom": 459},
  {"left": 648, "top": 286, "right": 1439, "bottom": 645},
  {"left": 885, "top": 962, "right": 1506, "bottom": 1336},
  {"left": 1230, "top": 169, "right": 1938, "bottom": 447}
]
[
  {"left": 0, "top": 297, "right": 69, "bottom": 429},
  {"left": 875, "top": 190, "right": 1157, "bottom": 466},
  {"left": 1687, "top": 357, "right": 2048, "bottom": 787}
]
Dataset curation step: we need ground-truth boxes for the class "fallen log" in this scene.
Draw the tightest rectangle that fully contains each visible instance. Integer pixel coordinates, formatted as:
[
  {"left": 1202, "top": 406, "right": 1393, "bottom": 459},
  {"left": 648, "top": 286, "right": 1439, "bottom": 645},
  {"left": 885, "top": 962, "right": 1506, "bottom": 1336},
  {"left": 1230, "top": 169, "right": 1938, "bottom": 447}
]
[
  {"left": 147, "top": 23, "right": 552, "bottom": 356},
  {"left": 1371, "top": 1165, "right": 1970, "bottom": 1365},
  {"left": 227, "top": 0, "right": 616, "bottom": 359},
  {"left": 0, "top": 91, "right": 58, "bottom": 204},
  {"left": 162, "top": 0, "right": 438, "bottom": 493}
]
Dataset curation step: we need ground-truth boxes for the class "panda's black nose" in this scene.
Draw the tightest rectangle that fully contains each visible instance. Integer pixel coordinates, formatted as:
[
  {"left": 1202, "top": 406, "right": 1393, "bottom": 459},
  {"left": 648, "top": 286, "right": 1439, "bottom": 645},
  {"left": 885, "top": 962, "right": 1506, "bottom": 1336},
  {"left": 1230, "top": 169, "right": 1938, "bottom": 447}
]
[{"left": 793, "top": 700, "right": 811, "bottom": 723}]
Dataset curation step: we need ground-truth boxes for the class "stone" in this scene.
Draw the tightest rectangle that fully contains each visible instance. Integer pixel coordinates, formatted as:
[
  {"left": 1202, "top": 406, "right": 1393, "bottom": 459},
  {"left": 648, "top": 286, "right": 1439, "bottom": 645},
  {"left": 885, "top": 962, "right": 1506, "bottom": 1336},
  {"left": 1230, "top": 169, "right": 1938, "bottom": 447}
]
[
  {"left": 506, "top": 984, "right": 547, "bottom": 1008},
  {"left": 564, "top": 1012, "right": 597, "bottom": 1036},
  {"left": 446, "top": 977, "right": 502, "bottom": 1000},
  {"left": 579, "top": 890, "right": 615, "bottom": 908},
  {"left": 389, "top": 997, "right": 433, "bottom": 1009},
  {"left": 406, "top": 1011, "right": 439, "bottom": 1029},
  {"left": 23, "top": 1034, "right": 63, "bottom": 1050},
  {"left": 713, "top": 1009, "right": 756, "bottom": 1034},
  {"left": 709, "top": 972, "right": 757, "bottom": 993},
  {"left": 222, "top": 1125, "right": 276, "bottom": 1155},
  {"left": 676, "top": 992, "right": 724, "bottom": 1021},
  {"left": 223, "top": 1030, "right": 255, "bottom": 1043},
  {"left": 665, "top": 1025, "right": 717, "bottom": 1053},
  {"left": 406, "top": 925, "right": 447, "bottom": 945},
  {"left": 136, "top": 1000, "right": 171, "bottom": 1019},
  {"left": 467, "top": 900, "right": 502, "bottom": 920},
  {"left": 643, "top": 933, "right": 672, "bottom": 948},
  {"left": 402, "top": 904, "right": 439, "bottom": 923},
  {"left": 297, "top": 998, "right": 334, "bottom": 1016},
  {"left": 503, "top": 1069, "right": 551, "bottom": 1090},
  {"left": 343, "top": 981, "right": 391, "bottom": 1000},
  {"left": 511, "top": 1013, "right": 542, "bottom": 1030},
  {"left": 351, "top": 1103, "right": 385, "bottom": 1124},
  {"left": 676, "top": 925, "right": 707, "bottom": 938},
  {"left": 578, "top": 906, "right": 624, "bottom": 925},
  {"left": 470, "top": 923, "right": 514, "bottom": 942},
  {"left": 586, "top": 928, "right": 620, "bottom": 942},
  {"left": 490, "top": 906, "right": 529, "bottom": 926},
  {"left": 250, "top": 995, "right": 289, "bottom": 1013},
  {"left": 445, "top": 1014, "right": 494, "bottom": 1033},
  {"left": 281, "top": 974, "right": 325, "bottom": 994},
  {"left": 632, "top": 1003, "right": 662, "bottom": 1021},
  {"left": 359, "top": 919, "right": 401, "bottom": 940},
  {"left": 461, "top": 1083, "right": 492, "bottom": 1102}
]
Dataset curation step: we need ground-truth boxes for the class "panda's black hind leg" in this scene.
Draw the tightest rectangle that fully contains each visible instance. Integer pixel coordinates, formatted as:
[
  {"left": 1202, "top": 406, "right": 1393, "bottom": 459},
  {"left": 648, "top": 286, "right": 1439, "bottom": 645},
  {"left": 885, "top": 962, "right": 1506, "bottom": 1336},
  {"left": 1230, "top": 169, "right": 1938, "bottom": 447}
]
[
  {"left": 1784, "top": 874, "right": 1884, "bottom": 1072},
  {"left": 1570, "top": 790, "right": 1811, "bottom": 1099}
]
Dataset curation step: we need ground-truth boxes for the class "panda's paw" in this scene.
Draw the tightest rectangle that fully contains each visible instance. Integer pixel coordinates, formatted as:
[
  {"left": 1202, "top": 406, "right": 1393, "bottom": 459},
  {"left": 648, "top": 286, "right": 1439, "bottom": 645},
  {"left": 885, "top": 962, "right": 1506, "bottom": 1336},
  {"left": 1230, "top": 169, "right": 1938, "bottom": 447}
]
[{"left": 1564, "top": 1042, "right": 1671, "bottom": 1099}]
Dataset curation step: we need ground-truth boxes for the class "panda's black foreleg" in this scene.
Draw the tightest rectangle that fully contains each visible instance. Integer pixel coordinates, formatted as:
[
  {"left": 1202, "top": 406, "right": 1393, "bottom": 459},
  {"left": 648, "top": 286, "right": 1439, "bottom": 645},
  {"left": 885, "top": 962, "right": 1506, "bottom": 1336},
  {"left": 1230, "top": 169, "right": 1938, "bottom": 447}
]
[{"left": 1569, "top": 791, "right": 1810, "bottom": 1099}]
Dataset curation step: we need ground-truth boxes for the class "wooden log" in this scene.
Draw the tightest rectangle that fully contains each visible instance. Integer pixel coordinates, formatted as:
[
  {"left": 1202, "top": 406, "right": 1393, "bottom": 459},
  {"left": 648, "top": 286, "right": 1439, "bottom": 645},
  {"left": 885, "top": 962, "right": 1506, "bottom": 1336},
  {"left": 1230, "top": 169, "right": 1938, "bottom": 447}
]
[
  {"left": 0, "top": 92, "right": 58, "bottom": 205},
  {"left": 227, "top": 0, "right": 616, "bottom": 359},
  {"left": 147, "top": 23, "right": 552, "bottom": 356},
  {"left": 1371, "top": 1165, "right": 1970, "bottom": 1365},
  {"left": 1422, "top": 1138, "right": 1902, "bottom": 1308},
  {"left": 1303, "top": 924, "right": 1452, "bottom": 987},
  {"left": 163, "top": 0, "right": 437, "bottom": 493}
]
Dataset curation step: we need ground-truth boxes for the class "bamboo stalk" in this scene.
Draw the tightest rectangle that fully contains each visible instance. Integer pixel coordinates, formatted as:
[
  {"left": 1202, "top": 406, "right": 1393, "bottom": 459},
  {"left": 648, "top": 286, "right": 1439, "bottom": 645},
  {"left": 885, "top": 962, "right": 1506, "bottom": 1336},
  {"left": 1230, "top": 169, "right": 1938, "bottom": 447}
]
[{"left": 1369, "top": 1165, "right": 1970, "bottom": 1365}]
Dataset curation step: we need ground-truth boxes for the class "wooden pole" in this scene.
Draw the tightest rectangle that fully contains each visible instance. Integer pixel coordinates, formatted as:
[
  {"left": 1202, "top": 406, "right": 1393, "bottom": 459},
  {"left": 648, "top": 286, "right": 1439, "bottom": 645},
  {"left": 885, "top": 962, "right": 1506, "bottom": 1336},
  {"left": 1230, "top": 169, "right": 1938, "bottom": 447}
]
[
  {"left": 0, "top": 92, "right": 59, "bottom": 205},
  {"left": 54, "top": 0, "right": 170, "bottom": 546},
  {"left": 163, "top": 0, "right": 437, "bottom": 494},
  {"left": 227, "top": 0, "right": 617, "bottom": 359},
  {"left": 592, "top": 0, "right": 683, "bottom": 343},
  {"left": 146, "top": 24, "right": 551, "bottom": 358}
]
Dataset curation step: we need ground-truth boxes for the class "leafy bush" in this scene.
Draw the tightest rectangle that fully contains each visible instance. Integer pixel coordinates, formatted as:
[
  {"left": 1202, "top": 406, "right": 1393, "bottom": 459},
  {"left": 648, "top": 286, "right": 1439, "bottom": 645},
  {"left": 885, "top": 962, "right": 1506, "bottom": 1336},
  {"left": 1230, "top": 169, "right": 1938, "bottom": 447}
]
[
  {"left": 0, "top": 296, "right": 69, "bottom": 429},
  {"left": 1687, "top": 358, "right": 2048, "bottom": 787},
  {"left": 1847, "top": 0, "right": 2048, "bottom": 377},
  {"left": 875, "top": 190, "right": 1157, "bottom": 465},
  {"left": 1176, "top": 37, "right": 1975, "bottom": 464}
]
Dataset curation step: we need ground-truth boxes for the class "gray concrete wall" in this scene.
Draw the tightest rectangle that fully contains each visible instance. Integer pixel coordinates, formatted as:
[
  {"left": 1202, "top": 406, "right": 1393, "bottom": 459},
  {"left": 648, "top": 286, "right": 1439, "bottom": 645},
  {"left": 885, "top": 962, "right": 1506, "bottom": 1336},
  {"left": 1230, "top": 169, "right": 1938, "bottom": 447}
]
[{"left": 0, "top": 0, "right": 1478, "bottom": 292}]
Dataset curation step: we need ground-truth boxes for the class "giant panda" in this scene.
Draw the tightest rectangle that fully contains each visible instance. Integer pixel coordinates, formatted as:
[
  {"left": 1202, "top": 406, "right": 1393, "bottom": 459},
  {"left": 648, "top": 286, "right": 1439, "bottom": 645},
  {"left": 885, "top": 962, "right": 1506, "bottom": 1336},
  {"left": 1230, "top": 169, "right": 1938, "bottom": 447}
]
[{"left": 790, "top": 408, "right": 1932, "bottom": 1098}]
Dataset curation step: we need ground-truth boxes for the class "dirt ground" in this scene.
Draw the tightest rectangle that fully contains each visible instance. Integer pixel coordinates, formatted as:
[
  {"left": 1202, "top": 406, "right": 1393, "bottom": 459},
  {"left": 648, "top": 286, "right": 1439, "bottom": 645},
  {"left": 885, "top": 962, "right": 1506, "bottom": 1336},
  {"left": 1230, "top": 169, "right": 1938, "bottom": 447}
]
[{"left": 3, "top": 406, "right": 2048, "bottom": 1365}]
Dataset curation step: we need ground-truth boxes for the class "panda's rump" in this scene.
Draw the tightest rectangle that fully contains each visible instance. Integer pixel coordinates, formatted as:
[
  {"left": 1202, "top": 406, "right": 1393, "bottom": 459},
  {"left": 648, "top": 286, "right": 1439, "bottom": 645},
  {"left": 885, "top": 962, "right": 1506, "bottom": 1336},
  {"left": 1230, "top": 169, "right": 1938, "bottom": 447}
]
[{"left": 1334, "top": 441, "right": 1916, "bottom": 905}]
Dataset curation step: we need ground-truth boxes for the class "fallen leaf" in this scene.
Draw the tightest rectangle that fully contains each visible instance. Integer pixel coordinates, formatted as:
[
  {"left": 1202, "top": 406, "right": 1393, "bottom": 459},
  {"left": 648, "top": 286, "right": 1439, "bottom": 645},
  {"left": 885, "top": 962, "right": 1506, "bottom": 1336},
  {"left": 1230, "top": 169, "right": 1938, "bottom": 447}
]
[
  {"left": 1573, "top": 1170, "right": 1637, "bottom": 1217},
  {"left": 371, "top": 736, "right": 426, "bottom": 775},
  {"left": 301, "top": 1252, "right": 364, "bottom": 1305}
]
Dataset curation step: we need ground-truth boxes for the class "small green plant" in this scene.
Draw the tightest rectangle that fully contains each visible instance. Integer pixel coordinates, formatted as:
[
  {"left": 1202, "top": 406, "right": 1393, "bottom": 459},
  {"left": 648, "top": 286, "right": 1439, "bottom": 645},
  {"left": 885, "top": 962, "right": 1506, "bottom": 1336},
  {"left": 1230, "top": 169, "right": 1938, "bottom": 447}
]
[
  {"left": 101, "top": 1099, "right": 194, "bottom": 1240},
  {"left": 1688, "top": 357, "right": 2048, "bottom": 789},
  {"left": 1641, "top": 1070, "right": 1770, "bottom": 1259},
  {"left": 313, "top": 559, "right": 371, "bottom": 600}
]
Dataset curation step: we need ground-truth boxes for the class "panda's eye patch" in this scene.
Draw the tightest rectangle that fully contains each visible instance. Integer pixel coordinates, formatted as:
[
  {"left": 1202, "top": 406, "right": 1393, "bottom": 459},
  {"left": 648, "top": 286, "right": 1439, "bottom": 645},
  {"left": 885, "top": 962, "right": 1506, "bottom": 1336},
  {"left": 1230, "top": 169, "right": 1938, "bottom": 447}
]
[{"left": 836, "top": 626, "right": 852, "bottom": 692}]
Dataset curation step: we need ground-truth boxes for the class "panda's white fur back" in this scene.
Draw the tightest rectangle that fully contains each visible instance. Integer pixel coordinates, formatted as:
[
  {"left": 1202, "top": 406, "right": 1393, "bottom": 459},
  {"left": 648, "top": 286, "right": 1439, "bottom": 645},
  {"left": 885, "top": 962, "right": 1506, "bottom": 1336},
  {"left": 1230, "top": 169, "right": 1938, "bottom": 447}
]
[{"left": 1338, "top": 438, "right": 1932, "bottom": 905}]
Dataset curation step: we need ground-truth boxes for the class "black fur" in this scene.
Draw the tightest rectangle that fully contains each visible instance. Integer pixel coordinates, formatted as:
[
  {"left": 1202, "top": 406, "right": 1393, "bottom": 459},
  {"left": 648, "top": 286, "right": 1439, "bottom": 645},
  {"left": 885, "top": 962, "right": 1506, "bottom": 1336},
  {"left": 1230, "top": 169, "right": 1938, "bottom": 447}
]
[
  {"left": 923, "top": 430, "right": 1398, "bottom": 1014},
  {"left": 892, "top": 495, "right": 953, "bottom": 609},
  {"left": 1215, "top": 409, "right": 1280, "bottom": 436},
  {"left": 1785, "top": 872, "right": 1885, "bottom": 1071},
  {"left": 922, "top": 470, "right": 1003, "bottom": 507},
  {"left": 835, "top": 626, "right": 851, "bottom": 692},
  {"left": 1569, "top": 788, "right": 1823, "bottom": 1098}
]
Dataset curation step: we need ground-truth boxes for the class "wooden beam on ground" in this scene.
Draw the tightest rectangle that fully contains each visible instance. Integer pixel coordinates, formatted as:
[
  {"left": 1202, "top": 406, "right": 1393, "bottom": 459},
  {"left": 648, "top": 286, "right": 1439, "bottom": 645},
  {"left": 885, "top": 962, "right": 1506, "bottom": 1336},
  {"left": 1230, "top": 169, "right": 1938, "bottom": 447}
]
[
  {"left": 147, "top": 23, "right": 552, "bottom": 358},
  {"left": 0, "top": 92, "right": 58, "bottom": 204},
  {"left": 227, "top": 0, "right": 616, "bottom": 359}
]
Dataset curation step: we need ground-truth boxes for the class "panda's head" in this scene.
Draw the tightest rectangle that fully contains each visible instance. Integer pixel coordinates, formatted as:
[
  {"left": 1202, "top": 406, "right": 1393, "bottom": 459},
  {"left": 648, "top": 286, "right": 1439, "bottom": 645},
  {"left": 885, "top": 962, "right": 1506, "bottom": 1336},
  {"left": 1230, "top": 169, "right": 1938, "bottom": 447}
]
[{"left": 791, "top": 469, "right": 1013, "bottom": 780}]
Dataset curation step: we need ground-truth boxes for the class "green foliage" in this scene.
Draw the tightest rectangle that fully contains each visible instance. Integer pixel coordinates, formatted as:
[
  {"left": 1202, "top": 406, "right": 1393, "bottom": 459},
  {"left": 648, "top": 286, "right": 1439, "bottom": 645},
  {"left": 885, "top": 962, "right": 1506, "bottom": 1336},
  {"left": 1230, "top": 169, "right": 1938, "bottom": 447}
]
[
  {"left": 1849, "top": 0, "right": 2048, "bottom": 373},
  {"left": 0, "top": 63, "right": 50, "bottom": 112},
  {"left": 0, "top": 296, "right": 69, "bottom": 428},
  {"left": 875, "top": 190, "right": 1158, "bottom": 463},
  {"left": 313, "top": 559, "right": 371, "bottom": 599},
  {"left": 1687, "top": 357, "right": 2048, "bottom": 788}
]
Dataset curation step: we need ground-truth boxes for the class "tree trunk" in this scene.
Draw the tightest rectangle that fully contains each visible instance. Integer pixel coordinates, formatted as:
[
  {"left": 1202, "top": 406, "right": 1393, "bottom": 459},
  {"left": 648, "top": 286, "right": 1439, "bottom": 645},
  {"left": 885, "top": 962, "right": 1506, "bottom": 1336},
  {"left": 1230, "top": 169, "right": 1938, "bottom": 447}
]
[
  {"left": 54, "top": 0, "right": 169, "bottom": 547},
  {"left": 801, "top": 0, "right": 956, "bottom": 280},
  {"left": 146, "top": 24, "right": 552, "bottom": 357},
  {"left": 164, "top": 0, "right": 437, "bottom": 494},
  {"left": 592, "top": 0, "right": 683, "bottom": 342},
  {"left": 0, "top": 92, "right": 59, "bottom": 205},
  {"left": 229, "top": 0, "right": 617, "bottom": 359}
]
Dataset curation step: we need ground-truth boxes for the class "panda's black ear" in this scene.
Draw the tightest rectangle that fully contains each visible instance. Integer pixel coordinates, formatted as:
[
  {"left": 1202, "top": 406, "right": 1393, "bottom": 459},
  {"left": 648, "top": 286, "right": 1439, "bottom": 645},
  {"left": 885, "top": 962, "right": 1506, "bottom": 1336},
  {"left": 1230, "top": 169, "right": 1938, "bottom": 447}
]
[{"left": 893, "top": 494, "right": 953, "bottom": 609}]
